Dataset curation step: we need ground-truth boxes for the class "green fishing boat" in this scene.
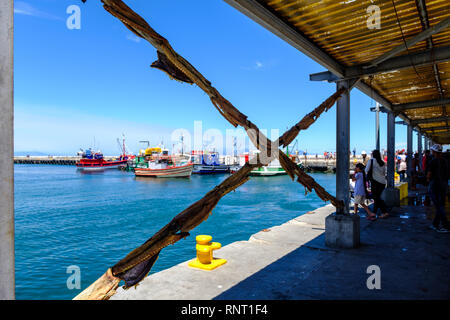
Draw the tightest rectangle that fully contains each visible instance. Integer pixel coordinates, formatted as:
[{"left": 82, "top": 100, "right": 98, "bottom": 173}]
[
  {"left": 249, "top": 166, "right": 287, "bottom": 176},
  {"left": 249, "top": 158, "right": 287, "bottom": 176}
]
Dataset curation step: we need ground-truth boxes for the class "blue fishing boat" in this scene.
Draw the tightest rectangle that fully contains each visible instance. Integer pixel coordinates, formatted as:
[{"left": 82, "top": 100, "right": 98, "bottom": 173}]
[{"left": 190, "top": 151, "right": 229, "bottom": 174}]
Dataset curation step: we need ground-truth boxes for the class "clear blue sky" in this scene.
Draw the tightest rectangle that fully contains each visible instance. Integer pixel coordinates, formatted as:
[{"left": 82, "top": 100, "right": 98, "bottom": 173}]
[{"left": 14, "top": 0, "right": 416, "bottom": 155}]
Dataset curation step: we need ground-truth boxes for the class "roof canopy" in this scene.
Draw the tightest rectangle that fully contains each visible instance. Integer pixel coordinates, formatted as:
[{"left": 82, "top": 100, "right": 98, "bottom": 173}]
[{"left": 226, "top": 0, "right": 450, "bottom": 144}]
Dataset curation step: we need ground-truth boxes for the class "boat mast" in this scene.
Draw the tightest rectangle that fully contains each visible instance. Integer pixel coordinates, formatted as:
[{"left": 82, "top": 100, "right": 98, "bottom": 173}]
[
  {"left": 181, "top": 134, "right": 184, "bottom": 155},
  {"left": 233, "top": 136, "right": 237, "bottom": 165},
  {"left": 122, "top": 134, "right": 126, "bottom": 156}
]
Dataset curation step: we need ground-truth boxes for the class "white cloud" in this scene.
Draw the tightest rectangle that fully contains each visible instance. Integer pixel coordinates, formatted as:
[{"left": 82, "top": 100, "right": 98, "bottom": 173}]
[
  {"left": 14, "top": 1, "right": 63, "bottom": 21},
  {"left": 242, "top": 60, "right": 265, "bottom": 71},
  {"left": 126, "top": 33, "right": 142, "bottom": 43}
]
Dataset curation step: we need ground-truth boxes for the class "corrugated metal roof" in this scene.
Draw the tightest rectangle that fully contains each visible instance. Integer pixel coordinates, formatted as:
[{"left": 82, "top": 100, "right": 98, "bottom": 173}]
[{"left": 231, "top": 0, "right": 450, "bottom": 144}]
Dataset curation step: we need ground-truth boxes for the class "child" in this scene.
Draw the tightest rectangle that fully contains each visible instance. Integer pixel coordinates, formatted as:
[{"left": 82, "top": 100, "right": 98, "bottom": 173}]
[{"left": 352, "top": 163, "right": 376, "bottom": 220}]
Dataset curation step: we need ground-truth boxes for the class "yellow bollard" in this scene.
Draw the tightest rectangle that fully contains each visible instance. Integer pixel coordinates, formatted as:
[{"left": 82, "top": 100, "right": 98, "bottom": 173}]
[{"left": 188, "top": 235, "right": 227, "bottom": 270}]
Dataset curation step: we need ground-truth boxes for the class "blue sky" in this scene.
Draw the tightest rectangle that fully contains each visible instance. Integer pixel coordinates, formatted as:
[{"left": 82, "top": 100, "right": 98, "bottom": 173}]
[{"left": 14, "top": 0, "right": 417, "bottom": 155}]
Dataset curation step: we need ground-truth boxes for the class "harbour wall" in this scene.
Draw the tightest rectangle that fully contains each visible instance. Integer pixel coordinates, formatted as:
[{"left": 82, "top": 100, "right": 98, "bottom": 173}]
[
  {"left": 13, "top": 156, "right": 114, "bottom": 165},
  {"left": 14, "top": 155, "right": 366, "bottom": 171}
]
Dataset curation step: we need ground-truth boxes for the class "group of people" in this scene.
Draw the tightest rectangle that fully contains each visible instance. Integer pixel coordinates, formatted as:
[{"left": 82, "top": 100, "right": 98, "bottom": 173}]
[
  {"left": 323, "top": 151, "right": 336, "bottom": 159},
  {"left": 351, "top": 145, "right": 449, "bottom": 233},
  {"left": 352, "top": 150, "right": 389, "bottom": 221},
  {"left": 395, "top": 149, "right": 429, "bottom": 190}
]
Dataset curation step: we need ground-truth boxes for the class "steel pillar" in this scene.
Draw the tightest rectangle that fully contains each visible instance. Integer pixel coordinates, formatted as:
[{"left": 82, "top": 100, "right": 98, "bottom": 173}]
[
  {"left": 375, "top": 102, "right": 380, "bottom": 150},
  {"left": 336, "top": 80, "right": 350, "bottom": 214},
  {"left": 0, "top": 0, "right": 15, "bottom": 300},
  {"left": 387, "top": 112, "right": 396, "bottom": 188},
  {"left": 417, "top": 132, "right": 423, "bottom": 170},
  {"left": 407, "top": 125, "right": 413, "bottom": 187}
]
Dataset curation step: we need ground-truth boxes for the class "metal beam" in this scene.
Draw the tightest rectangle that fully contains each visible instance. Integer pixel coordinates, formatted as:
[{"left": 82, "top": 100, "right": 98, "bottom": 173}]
[
  {"left": 368, "top": 16, "right": 450, "bottom": 67},
  {"left": 421, "top": 125, "right": 449, "bottom": 131},
  {"left": 429, "top": 131, "right": 450, "bottom": 136},
  {"left": 370, "top": 105, "right": 390, "bottom": 113},
  {"left": 392, "top": 97, "right": 450, "bottom": 111},
  {"left": 0, "top": 0, "right": 15, "bottom": 300},
  {"left": 336, "top": 80, "right": 350, "bottom": 214},
  {"left": 346, "top": 46, "right": 450, "bottom": 79},
  {"left": 411, "top": 116, "right": 450, "bottom": 125},
  {"left": 310, "top": 71, "right": 340, "bottom": 82}
]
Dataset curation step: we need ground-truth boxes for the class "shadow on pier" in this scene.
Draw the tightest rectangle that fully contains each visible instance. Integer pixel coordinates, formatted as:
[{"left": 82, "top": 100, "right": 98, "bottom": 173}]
[{"left": 214, "top": 196, "right": 450, "bottom": 300}]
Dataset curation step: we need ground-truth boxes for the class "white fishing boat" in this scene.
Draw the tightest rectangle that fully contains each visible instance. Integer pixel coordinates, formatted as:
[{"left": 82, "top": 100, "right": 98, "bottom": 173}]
[{"left": 134, "top": 161, "right": 193, "bottom": 178}]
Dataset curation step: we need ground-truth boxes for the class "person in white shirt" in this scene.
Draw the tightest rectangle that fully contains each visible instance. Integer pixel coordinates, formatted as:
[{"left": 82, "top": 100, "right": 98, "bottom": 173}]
[
  {"left": 398, "top": 151, "right": 407, "bottom": 181},
  {"left": 365, "top": 149, "right": 389, "bottom": 219}
]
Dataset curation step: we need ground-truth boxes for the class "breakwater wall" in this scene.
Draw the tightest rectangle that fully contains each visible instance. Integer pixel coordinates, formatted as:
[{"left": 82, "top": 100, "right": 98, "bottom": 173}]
[
  {"left": 14, "top": 156, "right": 365, "bottom": 171},
  {"left": 14, "top": 156, "right": 112, "bottom": 165},
  {"left": 296, "top": 155, "right": 363, "bottom": 172}
]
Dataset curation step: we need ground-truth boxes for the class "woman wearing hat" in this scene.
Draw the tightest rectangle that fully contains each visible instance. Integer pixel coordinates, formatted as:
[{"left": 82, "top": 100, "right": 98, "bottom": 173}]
[{"left": 427, "top": 144, "right": 449, "bottom": 233}]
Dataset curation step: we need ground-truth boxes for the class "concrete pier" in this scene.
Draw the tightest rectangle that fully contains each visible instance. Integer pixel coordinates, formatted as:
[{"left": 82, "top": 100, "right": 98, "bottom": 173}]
[{"left": 111, "top": 198, "right": 450, "bottom": 300}]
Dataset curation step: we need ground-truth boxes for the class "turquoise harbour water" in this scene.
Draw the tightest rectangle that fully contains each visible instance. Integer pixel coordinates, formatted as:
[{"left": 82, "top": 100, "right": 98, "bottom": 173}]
[{"left": 14, "top": 164, "right": 336, "bottom": 300}]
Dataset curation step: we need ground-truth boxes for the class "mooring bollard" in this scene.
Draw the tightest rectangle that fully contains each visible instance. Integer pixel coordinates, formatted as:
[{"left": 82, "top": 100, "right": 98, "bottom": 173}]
[{"left": 188, "top": 235, "right": 227, "bottom": 270}]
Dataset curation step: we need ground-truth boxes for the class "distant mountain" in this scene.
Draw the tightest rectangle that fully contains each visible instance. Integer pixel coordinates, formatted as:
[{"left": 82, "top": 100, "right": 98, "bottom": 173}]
[{"left": 14, "top": 151, "right": 49, "bottom": 156}]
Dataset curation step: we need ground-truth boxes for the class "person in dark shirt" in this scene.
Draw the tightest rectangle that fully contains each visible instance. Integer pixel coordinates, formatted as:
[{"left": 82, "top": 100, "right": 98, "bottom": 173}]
[{"left": 427, "top": 144, "right": 449, "bottom": 233}]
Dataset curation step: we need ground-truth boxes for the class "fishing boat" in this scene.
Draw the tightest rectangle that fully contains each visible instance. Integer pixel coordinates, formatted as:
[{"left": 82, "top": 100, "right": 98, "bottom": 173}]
[
  {"left": 231, "top": 152, "right": 287, "bottom": 176},
  {"left": 249, "top": 160, "right": 287, "bottom": 176},
  {"left": 134, "top": 157, "right": 193, "bottom": 178},
  {"left": 76, "top": 136, "right": 132, "bottom": 171},
  {"left": 76, "top": 149, "right": 128, "bottom": 171},
  {"left": 191, "top": 151, "right": 229, "bottom": 174}
]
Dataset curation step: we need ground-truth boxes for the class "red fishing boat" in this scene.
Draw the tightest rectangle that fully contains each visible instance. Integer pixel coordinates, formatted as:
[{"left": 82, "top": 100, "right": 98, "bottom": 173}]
[
  {"left": 76, "top": 149, "right": 128, "bottom": 171},
  {"left": 76, "top": 137, "right": 132, "bottom": 171}
]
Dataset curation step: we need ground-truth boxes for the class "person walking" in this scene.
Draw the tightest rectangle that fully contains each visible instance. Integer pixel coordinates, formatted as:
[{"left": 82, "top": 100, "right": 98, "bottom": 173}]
[
  {"left": 365, "top": 149, "right": 389, "bottom": 219},
  {"left": 427, "top": 144, "right": 449, "bottom": 233},
  {"left": 352, "top": 163, "right": 376, "bottom": 220}
]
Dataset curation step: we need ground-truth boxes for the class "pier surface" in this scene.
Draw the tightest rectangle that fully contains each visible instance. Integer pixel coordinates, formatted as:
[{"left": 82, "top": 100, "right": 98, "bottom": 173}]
[{"left": 111, "top": 199, "right": 450, "bottom": 300}]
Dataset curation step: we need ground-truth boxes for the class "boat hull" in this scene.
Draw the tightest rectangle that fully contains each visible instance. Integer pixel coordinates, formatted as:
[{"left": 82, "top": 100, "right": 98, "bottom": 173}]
[
  {"left": 134, "top": 164, "right": 193, "bottom": 178},
  {"left": 76, "top": 159, "right": 128, "bottom": 171},
  {"left": 192, "top": 164, "right": 229, "bottom": 174},
  {"left": 249, "top": 167, "right": 287, "bottom": 176}
]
